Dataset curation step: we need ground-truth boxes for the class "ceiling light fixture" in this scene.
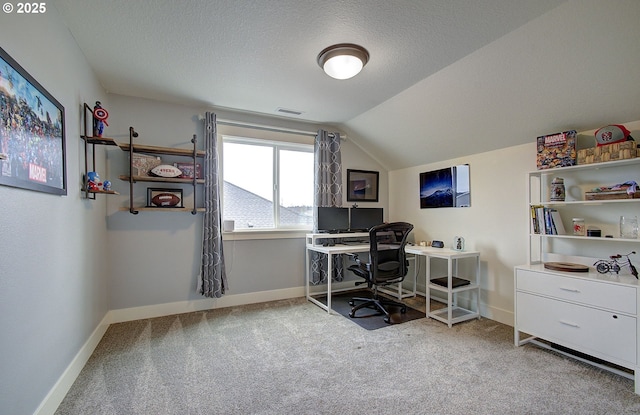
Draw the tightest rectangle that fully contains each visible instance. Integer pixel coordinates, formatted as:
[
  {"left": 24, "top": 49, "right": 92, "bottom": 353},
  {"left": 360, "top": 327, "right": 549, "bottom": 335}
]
[{"left": 317, "top": 43, "right": 369, "bottom": 80}]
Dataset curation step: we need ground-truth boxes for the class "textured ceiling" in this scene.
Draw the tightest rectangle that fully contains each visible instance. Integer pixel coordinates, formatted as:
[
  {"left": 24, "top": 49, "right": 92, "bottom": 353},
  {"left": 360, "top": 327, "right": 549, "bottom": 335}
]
[{"left": 53, "top": 0, "right": 640, "bottom": 170}]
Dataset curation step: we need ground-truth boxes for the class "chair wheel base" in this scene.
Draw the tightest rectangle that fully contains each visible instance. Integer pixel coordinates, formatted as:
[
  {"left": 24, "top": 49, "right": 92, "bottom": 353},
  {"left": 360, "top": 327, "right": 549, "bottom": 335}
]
[{"left": 348, "top": 295, "right": 408, "bottom": 324}]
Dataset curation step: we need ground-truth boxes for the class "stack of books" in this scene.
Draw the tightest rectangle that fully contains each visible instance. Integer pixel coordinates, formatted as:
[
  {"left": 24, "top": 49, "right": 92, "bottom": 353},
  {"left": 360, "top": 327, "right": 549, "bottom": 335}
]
[{"left": 531, "top": 206, "right": 566, "bottom": 235}]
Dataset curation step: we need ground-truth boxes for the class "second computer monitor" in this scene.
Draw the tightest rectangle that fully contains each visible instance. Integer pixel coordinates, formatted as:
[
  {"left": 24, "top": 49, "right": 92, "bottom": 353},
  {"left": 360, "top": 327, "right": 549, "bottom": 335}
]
[{"left": 350, "top": 207, "right": 384, "bottom": 232}]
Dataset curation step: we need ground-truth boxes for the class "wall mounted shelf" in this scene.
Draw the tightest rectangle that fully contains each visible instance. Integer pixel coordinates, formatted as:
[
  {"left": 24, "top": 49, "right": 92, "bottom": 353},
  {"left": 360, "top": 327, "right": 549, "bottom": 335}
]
[
  {"left": 120, "top": 126, "right": 204, "bottom": 215},
  {"left": 80, "top": 103, "right": 206, "bottom": 213},
  {"left": 81, "top": 103, "right": 119, "bottom": 199}
]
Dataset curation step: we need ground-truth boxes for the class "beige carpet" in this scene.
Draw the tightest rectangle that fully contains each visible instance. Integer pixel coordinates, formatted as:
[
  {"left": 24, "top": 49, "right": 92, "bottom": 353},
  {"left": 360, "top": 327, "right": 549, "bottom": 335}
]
[{"left": 55, "top": 296, "right": 640, "bottom": 414}]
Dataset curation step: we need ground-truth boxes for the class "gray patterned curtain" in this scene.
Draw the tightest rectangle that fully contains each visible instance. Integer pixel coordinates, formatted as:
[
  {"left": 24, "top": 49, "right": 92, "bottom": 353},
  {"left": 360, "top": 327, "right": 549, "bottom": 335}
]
[
  {"left": 199, "top": 112, "right": 227, "bottom": 297},
  {"left": 311, "top": 129, "right": 343, "bottom": 284}
]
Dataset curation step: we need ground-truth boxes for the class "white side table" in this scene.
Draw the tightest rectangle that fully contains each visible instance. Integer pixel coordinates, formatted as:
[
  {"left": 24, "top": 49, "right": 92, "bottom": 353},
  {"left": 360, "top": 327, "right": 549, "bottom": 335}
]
[{"left": 408, "top": 246, "right": 480, "bottom": 327}]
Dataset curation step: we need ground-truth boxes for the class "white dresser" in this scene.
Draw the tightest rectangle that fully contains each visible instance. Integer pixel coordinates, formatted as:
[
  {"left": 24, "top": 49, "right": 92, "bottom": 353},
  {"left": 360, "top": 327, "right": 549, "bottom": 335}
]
[{"left": 514, "top": 264, "right": 640, "bottom": 393}]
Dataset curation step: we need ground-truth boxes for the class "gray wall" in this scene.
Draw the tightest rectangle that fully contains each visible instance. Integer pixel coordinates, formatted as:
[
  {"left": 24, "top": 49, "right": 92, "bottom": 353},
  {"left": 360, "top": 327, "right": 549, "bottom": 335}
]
[
  {"left": 104, "top": 94, "right": 387, "bottom": 310},
  {"left": 0, "top": 7, "right": 110, "bottom": 415}
]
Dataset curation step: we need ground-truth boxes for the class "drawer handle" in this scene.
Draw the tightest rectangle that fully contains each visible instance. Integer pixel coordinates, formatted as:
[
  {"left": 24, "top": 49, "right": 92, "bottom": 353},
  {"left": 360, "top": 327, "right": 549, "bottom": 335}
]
[
  {"left": 559, "top": 320, "right": 580, "bottom": 328},
  {"left": 559, "top": 287, "right": 580, "bottom": 293}
]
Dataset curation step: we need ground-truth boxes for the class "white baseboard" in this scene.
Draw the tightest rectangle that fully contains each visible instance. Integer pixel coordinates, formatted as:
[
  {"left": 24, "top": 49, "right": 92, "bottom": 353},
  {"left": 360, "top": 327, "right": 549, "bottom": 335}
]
[
  {"left": 108, "top": 286, "right": 306, "bottom": 323},
  {"left": 480, "top": 304, "right": 514, "bottom": 327},
  {"left": 34, "top": 314, "right": 110, "bottom": 415}
]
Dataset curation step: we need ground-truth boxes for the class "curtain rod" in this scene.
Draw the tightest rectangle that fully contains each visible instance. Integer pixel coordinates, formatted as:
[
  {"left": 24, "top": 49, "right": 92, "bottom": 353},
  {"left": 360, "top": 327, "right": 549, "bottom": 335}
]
[{"left": 215, "top": 118, "right": 344, "bottom": 139}]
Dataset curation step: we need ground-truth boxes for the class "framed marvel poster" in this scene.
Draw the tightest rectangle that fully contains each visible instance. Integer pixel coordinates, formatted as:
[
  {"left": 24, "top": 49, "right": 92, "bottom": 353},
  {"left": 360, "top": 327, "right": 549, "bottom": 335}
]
[{"left": 0, "top": 46, "right": 66, "bottom": 195}]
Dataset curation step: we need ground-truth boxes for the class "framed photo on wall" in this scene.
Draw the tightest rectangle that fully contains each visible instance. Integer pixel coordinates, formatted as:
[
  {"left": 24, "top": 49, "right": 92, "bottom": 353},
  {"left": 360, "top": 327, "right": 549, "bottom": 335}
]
[
  {"left": 0, "top": 46, "right": 67, "bottom": 195},
  {"left": 347, "top": 169, "right": 379, "bottom": 202}
]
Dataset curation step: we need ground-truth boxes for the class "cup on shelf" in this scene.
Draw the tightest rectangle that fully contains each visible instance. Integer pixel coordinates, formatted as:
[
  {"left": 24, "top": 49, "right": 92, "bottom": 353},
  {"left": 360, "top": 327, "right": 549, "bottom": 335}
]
[
  {"left": 620, "top": 216, "right": 638, "bottom": 239},
  {"left": 572, "top": 218, "right": 585, "bottom": 236}
]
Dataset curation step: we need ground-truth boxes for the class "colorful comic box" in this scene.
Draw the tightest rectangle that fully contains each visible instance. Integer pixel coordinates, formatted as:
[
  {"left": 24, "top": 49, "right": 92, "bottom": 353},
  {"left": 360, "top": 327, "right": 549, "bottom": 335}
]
[{"left": 536, "top": 130, "right": 577, "bottom": 169}]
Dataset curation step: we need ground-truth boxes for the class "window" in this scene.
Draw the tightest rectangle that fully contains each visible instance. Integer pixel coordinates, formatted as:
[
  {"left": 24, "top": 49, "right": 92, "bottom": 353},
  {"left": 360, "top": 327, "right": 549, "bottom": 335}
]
[{"left": 222, "top": 136, "right": 314, "bottom": 230}]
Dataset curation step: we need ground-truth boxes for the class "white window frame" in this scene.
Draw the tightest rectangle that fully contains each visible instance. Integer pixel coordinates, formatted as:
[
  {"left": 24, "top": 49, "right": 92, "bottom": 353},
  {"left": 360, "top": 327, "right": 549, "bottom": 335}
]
[{"left": 221, "top": 134, "right": 314, "bottom": 233}]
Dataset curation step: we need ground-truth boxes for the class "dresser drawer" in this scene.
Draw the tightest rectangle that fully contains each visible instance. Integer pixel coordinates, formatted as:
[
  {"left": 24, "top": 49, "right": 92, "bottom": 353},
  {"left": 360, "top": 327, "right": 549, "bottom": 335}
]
[
  {"left": 516, "top": 269, "right": 636, "bottom": 314},
  {"left": 516, "top": 291, "right": 637, "bottom": 365}
]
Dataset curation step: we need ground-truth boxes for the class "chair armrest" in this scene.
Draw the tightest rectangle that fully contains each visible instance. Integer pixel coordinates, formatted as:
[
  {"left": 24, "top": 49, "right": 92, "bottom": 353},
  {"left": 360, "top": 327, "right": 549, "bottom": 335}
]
[{"left": 345, "top": 253, "right": 366, "bottom": 268}]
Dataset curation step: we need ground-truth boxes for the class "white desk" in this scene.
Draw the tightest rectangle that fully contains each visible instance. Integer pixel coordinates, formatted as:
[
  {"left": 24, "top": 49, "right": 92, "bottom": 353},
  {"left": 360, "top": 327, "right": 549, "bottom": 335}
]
[
  {"left": 408, "top": 246, "right": 481, "bottom": 327},
  {"left": 306, "top": 235, "right": 480, "bottom": 324},
  {"left": 305, "top": 232, "right": 370, "bottom": 314}
]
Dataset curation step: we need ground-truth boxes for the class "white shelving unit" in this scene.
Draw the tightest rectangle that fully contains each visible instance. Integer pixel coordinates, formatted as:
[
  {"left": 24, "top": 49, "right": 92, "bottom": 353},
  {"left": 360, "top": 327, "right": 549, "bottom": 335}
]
[
  {"left": 527, "top": 157, "right": 640, "bottom": 263},
  {"left": 517, "top": 156, "right": 640, "bottom": 394}
]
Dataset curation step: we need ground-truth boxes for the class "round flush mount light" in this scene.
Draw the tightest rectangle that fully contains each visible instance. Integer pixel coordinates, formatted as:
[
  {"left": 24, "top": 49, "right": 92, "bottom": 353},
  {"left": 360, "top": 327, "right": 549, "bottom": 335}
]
[{"left": 317, "top": 43, "right": 369, "bottom": 80}]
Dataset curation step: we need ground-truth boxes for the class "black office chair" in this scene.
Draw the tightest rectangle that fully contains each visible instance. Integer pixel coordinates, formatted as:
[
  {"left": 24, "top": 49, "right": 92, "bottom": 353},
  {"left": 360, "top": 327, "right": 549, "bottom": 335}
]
[{"left": 347, "top": 222, "right": 414, "bottom": 324}]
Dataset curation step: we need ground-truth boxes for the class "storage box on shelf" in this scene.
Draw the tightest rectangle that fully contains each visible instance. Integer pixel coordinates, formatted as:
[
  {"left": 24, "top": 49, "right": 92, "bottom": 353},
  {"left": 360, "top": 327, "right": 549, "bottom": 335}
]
[
  {"left": 517, "top": 156, "right": 640, "bottom": 394},
  {"left": 585, "top": 190, "right": 640, "bottom": 200},
  {"left": 577, "top": 141, "right": 639, "bottom": 165}
]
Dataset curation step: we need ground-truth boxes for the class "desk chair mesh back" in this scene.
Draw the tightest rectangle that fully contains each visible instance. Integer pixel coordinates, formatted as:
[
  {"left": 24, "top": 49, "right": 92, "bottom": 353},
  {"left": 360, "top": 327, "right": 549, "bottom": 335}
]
[{"left": 347, "top": 222, "right": 414, "bottom": 324}]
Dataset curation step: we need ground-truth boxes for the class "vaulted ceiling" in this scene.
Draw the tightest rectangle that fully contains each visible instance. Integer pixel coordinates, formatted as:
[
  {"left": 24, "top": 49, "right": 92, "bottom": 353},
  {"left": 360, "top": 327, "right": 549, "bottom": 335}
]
[{"left": 53, "top": 0, "right": 640, "bottom": 170}]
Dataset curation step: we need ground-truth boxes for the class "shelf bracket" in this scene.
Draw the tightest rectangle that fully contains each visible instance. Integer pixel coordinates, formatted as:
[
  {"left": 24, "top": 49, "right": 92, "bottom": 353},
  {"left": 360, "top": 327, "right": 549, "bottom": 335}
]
[
  {"left": 128, "top": 126, "right": 139, "bottom": 214},
  {"left": 191, "top": 134, "right": 198, "bottom": 215},
  {"left": 82, "top": 103, "right": 96, "bottom": 200}
]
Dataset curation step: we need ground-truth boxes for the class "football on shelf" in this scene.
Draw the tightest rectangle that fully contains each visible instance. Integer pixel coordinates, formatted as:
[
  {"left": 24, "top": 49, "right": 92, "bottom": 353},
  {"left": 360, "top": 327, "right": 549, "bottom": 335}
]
[
  {"left": 150, "top": 164, "right": 182, "bottom": 178},
  {"left": 151, "top": 193, "right": 181, "bottom": 207}
]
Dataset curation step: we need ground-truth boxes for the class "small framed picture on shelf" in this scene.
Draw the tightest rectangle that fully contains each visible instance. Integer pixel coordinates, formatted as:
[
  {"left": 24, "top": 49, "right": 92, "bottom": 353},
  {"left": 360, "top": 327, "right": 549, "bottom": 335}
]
[
  {"left": 147, "top": 188, "right": 183, "bottom": 208},
  {"left": 174, "top": 162, "right": 202, "bottom": 179}
]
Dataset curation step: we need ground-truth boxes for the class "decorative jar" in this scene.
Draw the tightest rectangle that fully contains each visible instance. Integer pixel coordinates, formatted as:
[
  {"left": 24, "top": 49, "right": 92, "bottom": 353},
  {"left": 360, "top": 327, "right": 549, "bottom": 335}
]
[
  {"left": 572, "top": 218, "right": 585, "bottom": 236},
  {"left": 620, "top": 216, "right": 638, "bottom": 239},
  {"left": 550, "top": 177, "right": 565, "bottom": 201}
]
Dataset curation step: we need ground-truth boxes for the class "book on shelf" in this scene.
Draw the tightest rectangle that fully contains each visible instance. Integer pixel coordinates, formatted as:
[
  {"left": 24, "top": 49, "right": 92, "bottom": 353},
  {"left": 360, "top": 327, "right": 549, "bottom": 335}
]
[
  {"left": 530, "top": 206, "right": 566, "bottom": 235},
  {"left": 549, "top": 209, "right": 566, "bottom": 235},
  {"left": 530, "top": 205, "right": 539, "bottom": 234}
]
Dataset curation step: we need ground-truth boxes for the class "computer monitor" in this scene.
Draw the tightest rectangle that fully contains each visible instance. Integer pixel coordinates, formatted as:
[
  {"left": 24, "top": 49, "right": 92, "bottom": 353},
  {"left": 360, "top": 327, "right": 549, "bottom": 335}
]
[
  {"left": 317, "top": 207, "right": 349, "bottom": 233},
  {"left": 349, "top": 207, "right": 384, "bottom": 231}
]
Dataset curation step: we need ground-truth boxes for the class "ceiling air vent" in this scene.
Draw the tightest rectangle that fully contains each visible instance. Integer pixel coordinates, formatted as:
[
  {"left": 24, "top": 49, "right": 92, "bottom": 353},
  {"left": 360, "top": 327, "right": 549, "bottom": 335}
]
[{"left": 276, "top": 107, "right": 303, "bottom": 116}]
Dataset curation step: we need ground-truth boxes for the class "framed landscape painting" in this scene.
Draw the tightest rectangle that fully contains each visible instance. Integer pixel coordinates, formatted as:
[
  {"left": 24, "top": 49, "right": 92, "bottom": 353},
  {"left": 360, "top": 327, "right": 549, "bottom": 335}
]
[
  {"left": 347, "top": 169, "right": 379, "bottom": 202},
  {"left": 0, "top": 46, "right": 66, "bottom": 195},
  {"left": 419, "top": 164, "right": 470, "bottom": 208}
]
